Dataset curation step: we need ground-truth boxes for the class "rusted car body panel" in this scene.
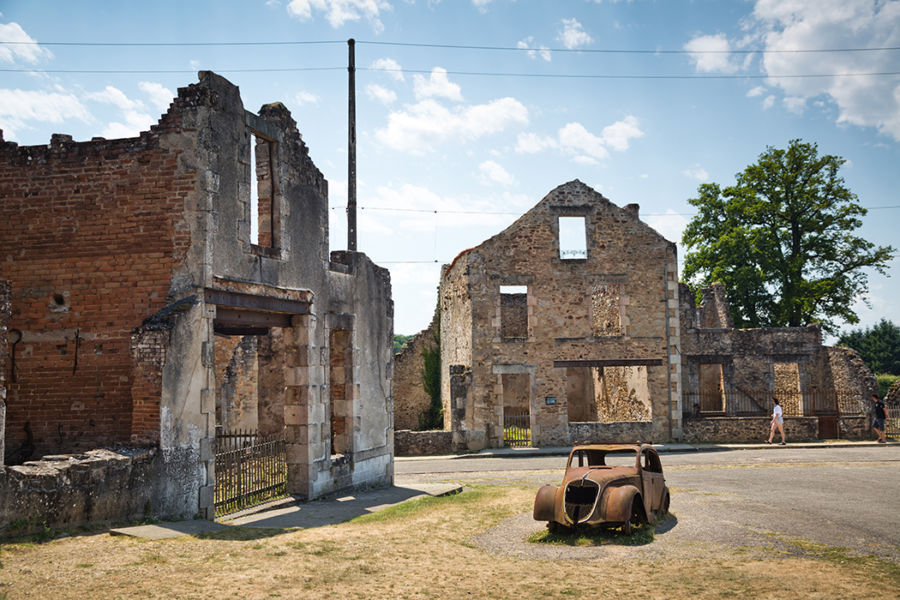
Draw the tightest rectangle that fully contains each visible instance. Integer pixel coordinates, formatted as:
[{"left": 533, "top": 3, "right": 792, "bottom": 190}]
[{"left": 533, "top": 444, "right": 669, "bottom": 533}]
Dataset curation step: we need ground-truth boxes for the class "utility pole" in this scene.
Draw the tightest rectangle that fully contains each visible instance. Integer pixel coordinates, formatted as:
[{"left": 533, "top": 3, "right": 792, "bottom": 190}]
[{"left": 347, "top": 38, "right": 357, "bottom": 252}]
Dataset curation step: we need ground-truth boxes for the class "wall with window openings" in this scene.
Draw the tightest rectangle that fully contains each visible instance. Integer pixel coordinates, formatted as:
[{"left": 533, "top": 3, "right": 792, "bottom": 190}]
[{"left": 439, "top": 180, "right": 681, "bottom": 450}]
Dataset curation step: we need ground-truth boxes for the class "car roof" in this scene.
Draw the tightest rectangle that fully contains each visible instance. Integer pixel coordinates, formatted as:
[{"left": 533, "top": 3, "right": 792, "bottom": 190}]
[{"left": 569, "top": 444, "right": 650, "bottom": 452}]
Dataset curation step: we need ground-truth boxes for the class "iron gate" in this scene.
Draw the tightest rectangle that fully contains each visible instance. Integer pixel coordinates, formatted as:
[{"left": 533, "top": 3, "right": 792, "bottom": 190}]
[
  {"left": 214, "top": 429, "right": 287, "bottom": 517},
  {"left": 885, "top": 405, "right": 900, "bottom": 438},
  {"left": 503, "top": 409, "right": 531, "bottom": 447}
]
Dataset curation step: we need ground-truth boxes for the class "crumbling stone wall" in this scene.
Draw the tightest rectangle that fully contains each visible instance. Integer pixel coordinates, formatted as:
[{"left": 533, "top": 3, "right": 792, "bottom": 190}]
[
  {"left": 0, "top": 449, "right": 157, "bottom": 536},
  {"left": 437, "top": 181, "right": 681, "bottom": 450},
  {"left": 1, "top": 72, "right": 393, "bottom": 529},
  {"left": 393, "top": 311, "right": 439, "bottom": 431},
  {"left": 394, "top": 429, "right": 453, "bottom": 456},
  {"left": 679, "top": 283, "right": 876, "bottom": 437},
  {"left": 682, "top": 417, "right": 818, "bottom": 443}
]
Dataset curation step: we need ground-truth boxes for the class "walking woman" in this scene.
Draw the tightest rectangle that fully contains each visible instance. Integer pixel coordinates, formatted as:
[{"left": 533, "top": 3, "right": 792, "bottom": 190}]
[{"left": 767, "top": 397, "right": 786, "bottom": 445}]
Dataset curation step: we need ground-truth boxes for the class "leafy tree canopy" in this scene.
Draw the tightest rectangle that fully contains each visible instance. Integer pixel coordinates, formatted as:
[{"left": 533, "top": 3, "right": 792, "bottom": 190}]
[
  {"left": 838, "top": 319, "right": 900, "bottom": 375},
  {"left": 393, "top": 334, "right": 413, "bottom": 354},
  {"left": 681, "top": 139, "right": 895, "bottom": 334}
]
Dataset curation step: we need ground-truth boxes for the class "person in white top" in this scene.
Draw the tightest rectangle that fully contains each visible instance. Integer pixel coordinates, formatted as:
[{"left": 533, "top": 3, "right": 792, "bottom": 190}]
[{"left": 766, "top": 397, "right": 786, "bottom": 445}]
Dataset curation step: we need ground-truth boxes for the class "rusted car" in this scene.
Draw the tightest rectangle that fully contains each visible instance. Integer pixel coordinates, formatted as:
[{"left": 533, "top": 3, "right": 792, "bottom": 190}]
[{"left": 533, "top": 443, "right": 670, "bottom": 534}]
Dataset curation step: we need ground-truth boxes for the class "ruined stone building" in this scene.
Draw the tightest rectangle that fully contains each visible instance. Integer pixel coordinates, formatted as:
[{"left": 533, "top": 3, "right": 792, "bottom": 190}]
[
  {"left": 0, "top": 71, "right": 393, "bottom": 529},
  {"left": 394, "top": 180, "right": 873, "bottom": 453},
  {"left": 438, "top": 180, "right": 682, "bottom": 450}
]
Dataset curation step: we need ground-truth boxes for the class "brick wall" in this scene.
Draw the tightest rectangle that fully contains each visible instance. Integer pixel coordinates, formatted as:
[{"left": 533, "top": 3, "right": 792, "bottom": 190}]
[
  {"left": 0, "top": 129, "right": 192, "bottom": 459},
  {"left": 0, "top": 280, "right": 9, "bottom": 465}
]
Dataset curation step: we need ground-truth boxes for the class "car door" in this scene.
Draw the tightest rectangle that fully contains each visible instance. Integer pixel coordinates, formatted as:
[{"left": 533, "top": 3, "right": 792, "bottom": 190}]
[{"left": 640, "top": 448, "right": 665, "bottom": 512}]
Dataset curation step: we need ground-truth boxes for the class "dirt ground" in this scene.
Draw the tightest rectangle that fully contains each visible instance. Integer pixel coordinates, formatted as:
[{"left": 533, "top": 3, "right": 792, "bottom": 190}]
[{"left": 1, "top": 485, "right": 898, "bottom": 600}]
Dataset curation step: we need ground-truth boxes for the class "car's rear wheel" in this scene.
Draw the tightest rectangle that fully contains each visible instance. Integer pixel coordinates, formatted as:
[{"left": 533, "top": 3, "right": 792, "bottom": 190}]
[{"left": 660, "top": 491, "right": 670, "bottom": 517}]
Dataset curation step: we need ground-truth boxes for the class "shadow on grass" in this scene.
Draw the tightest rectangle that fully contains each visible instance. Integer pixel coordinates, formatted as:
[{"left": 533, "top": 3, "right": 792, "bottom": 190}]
[
  {"left": 191, "top": 526, "right": 288, "bottom": 542},
  {"left": 528, "top": 514, "right": 677, "bottom": 547}
]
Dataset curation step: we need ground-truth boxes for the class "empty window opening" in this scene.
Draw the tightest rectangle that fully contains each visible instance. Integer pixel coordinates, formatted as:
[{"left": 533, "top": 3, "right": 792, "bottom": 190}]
[
  {"left": 559, "top": 216, "right": 587, "bottom": 260},
  {"left": 500, "top": 286, "right": 528, "bottom": 338},
  {"left": 698, "top": 363, "right": 726, "bottom": 414},
  {"left": 250, "top": 133, "right": 278, "bottom": 248},
  {"left": 329, "top": 329, "right": 353, "bottom": 457},
  {"left": 773, "top": 362, "right": 801, "bottom": 416},
  {"left": 567, "top": 366, "right": 651, "bottom": 423},
  {"left": 591, "top": 284, "right": 622, "bottom": 336}
]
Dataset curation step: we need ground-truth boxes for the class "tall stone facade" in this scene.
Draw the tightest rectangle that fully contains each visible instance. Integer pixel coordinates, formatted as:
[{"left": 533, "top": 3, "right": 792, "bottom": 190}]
[
  {"left": 0, "top": 71, "right": 393, "bottom": 526},
  {"left": 394, "top": 180, "right": 877, "bottom": 450},
  {"left": 439, "top": 180, "right": 682, "bottom": 450}
]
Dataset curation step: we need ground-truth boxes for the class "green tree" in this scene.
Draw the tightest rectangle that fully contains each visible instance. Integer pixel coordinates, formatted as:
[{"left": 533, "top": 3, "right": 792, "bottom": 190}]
[
  {"left": 838, "top": 319, "right": 900, "bottom": 375},
  {"left": 419, "top": 303, "right": 443, "bottom": 430},
  {"left": 682, "top": 140, "right": 895, "bottom": 334},
  {"left": 393, "top": 334, "right": 413, "bottom": 354}
]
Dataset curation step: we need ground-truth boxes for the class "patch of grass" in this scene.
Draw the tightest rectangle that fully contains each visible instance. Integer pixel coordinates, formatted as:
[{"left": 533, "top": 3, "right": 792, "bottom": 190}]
[
  {"left": 349, "top": 487, "right": 485, "bottom": 524},
  {"left": 528, "top": 522, "right": 656, "bottom": 546},
  {"left": 309, "top": 540, "right": 340, "bottom": 556},
  {"left": 781, "top": 537, "right": 900, "bottom": 580},
  {"left": 130, "top": 553, "right": 168, "bottom": 566},
  {"left": 75, "top": 563, "right": 94, "bottom": 569}
]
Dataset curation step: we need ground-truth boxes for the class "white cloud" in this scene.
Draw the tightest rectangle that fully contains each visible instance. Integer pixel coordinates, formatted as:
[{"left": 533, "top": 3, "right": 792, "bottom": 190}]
[
  {"left": 645, "top": 209, "right": 689, "bottom": 246},
  {"left": 377, "top": 97, "right": 528, "bottom": 153},
  {"left": 138, "top": 82, "right": 174, "bottom": 111},
  {"left": 478, "top": 160, "right": 516, "bottom": 186},
  {"left": 558, "top": 122, "right": 609, "bottom": 161},
  {"left": 517, "top": 116, "right": 643, "bottom": 164},
  {"left": 689, "top": 1, "right": 900, "bottom": 141},
  {"left": 101, "top": 112, "right": 155, "bottom": 139},
  {"left": 86, "top": 86, "right": 142, "bottom": 111},
  {"left": 762, "top": 95, "right": 776, "bottom": 109},
  {"left": 558, "top": 18, "right": 593, "bottom": 49},
  {"left": 0, "top": 22, "right": 53, "bottom": 63},
  {"left": 472, "top": 0, "right": 494, "bottom": 13},
  {"left": 295, "top": 91, "right": 320, "bottom": 106},
  {"left": 517, "top": 37, "right": 552, "bottom": 62},
  {"left": 747, "top": 86, "right": 766, "bottom": 97},
  {"left": 515, "top": 131, "right": 558, "bottom": 154},
  {"left": 366, "top": 84, "right": 397, "bottom": 104},
  {"left": 371, "top": 57, "right": 405, "bottom": 81},
  {"left": 684, "top": 33, "right": 738, "bottom": 73},
  {"left": 0, "top": 89, "right": 90, "bottom": 139},
  {"left": 600, "top": 115, "right": 644, "bottom": 151},
  {"left": 413, "top": 67, "right": 463, "bottom": 102},
  {"left": 286, "top": 0, "right": 391, "bottom": 33},
  {"left": 683, "top": 166, "right": 710, "bottom": 181},
  {"left": 86, "top": 86, "right": 154, "bottom": 139}
]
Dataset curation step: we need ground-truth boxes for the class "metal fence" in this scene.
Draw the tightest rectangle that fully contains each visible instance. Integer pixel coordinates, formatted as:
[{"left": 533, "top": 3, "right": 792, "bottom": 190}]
[
  {"left": 683, "top": 390, "right": 868, "bottom": 418},
  {"left": 886, "top": 405, "right": 900, "bottom": 437},
  {"left": 214, "top": 429, "right": 287, "bottom": 517},
  {"left": 503, "top": 409, "right": 531, "bottom": 447}
]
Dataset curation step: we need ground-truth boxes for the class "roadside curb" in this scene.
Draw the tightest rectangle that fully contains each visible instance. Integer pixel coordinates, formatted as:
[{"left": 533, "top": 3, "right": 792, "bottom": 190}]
[{"left": 394, "top": 440, "right": 895, "bottom": 461}]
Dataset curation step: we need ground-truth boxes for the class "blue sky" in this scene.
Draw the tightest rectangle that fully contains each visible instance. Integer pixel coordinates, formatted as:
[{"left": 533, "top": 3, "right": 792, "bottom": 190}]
[{"left": 2, "top": 0, "right": 899, "bottom": 338}]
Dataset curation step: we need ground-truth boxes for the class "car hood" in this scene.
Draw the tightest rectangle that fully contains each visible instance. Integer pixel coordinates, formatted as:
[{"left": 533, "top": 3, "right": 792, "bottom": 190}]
[{"left": 564, "top": 466, "right": 638, "bottom": 487}]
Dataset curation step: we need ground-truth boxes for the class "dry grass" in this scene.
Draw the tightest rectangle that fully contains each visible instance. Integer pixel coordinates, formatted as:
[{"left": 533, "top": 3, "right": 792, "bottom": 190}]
[{"left": 0, "top": 485, "right": 897, "bottom": 600}]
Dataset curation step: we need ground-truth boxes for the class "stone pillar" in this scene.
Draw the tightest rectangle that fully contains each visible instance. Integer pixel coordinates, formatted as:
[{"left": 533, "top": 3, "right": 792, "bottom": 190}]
[
  {"left": 449, "top": 365, "right": 472, "bottom": 451},
  {"left": 283, "top": 314, "right": 314, "bottom": 499},
  {"left": 198, "top": 303, "right": 218, "bottom": 519},
  {"left": 257, "top": 327, "right": 287, "bottom": 438}
]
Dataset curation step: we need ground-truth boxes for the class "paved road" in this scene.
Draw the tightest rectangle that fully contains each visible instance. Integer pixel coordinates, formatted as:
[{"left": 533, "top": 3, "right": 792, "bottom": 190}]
[{"left": 396, "top": 446, "right": 900, "bottom": 561}]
